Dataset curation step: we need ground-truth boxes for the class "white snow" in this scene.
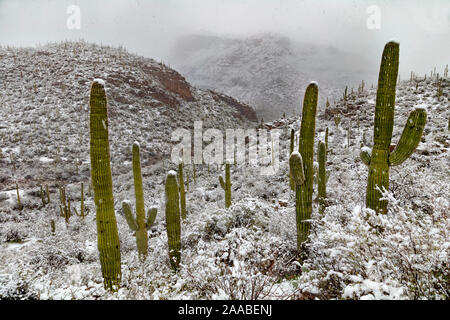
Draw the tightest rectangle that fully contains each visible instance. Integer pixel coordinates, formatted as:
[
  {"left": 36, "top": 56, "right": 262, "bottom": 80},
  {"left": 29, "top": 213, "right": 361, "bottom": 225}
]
[{"left": 93, "top": 78, "right": 105, "bottom": 86}]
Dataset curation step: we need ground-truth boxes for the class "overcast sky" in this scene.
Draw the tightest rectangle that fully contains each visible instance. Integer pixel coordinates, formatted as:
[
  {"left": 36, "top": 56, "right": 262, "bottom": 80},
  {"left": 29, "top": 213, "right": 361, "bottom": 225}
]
[{"left": 0, "top": 0, "right": 448, "bottom": 77}]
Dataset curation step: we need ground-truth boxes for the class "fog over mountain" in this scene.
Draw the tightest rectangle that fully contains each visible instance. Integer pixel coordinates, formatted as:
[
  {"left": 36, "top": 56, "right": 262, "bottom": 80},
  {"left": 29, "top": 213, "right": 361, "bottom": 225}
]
[{"left": 0, "top": 0, "right": 448, "bottom": 80}]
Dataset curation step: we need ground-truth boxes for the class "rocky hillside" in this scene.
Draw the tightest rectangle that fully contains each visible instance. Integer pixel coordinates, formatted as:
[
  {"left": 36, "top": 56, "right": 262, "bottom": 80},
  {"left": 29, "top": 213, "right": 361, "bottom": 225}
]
[
  {"left": 0, "top": 41, "right": 257, "bottom": 194},
  {"left": 169, "top": 34, "right": 376, "bottom": 121}
]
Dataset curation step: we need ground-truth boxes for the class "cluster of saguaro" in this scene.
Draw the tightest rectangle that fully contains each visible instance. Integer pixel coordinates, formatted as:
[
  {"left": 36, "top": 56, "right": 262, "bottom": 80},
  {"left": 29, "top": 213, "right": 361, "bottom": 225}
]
[
  {"left": 165, "top": 171, "right": 181, "bottom": 271},
  {"left": 178, "top": 161, "right": 187, "bottom": 220},
  {"left": 317, "top": 141, "right": 327, "bottom": 214},
  {"left": 89, "top": 79, "right": 121, "bottom": 291},
  {"left": 122, "top": 142, "right": 157, "bottom": 259},
  {"left": 360, "top": 42, "right": 427, "bottom": 214},
  {"left": 289, "top": 82, "right": 318, "bottom": 251},
  {"left": 219, "top": 163, "right": 232, "bottom": 208}
]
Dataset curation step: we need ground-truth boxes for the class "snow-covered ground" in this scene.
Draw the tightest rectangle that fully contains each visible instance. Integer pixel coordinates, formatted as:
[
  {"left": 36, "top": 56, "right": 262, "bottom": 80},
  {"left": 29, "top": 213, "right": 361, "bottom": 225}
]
[{"left": 0, "top": 42, "right": 448, "bottom": 300}]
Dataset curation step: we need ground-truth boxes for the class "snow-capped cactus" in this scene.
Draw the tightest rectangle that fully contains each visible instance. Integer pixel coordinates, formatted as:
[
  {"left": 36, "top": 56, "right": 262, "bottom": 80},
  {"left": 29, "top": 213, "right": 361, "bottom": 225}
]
[
  {"left": 89, "top": 79, "right": 121, "bottom": 290},
  {"left": 291, "top": 82, "right": 318, "bottom": 251},
  {"left": 165, "top": 170, "right": 181, "bottom": 271},
  {"left": 122, "top": 142, "right": 157, "bottom": 259},
  {"left": 219, "top": 162, "right": 232, "bottom": 208},
  {"left": 361, "top": 42, "right": 427, "bottom": 214},
  {"left": 178, "top": 161, "right": 187, "bottom": 220},
  {"left": 318, "top": 141, "right": 327, "bottom": 214}
]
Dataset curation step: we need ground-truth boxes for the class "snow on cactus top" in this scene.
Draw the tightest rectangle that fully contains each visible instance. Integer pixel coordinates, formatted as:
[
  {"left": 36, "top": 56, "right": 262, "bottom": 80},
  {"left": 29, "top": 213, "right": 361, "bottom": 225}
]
[
  {"left": 167, "top": 170, "right": 177, "bottom": 177},
  {"left": 93, "top": 78, "right": 105, "bottom": 86}
]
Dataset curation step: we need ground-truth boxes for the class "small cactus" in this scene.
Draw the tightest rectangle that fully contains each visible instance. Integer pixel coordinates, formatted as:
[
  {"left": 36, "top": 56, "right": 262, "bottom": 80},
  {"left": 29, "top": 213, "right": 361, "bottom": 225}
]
[
  {"left": 219, "top": 163, "right": 232, "bottom": 208},
  {"left": 122, "top": 142, "right": 157, "bottom": 259},
  {"left": 178, "top": 161, "right": 187, "bottom": 220},
  {"left": 289, "top": 128, "right": 295, "bottom": 191},
  {"left": 165, "top": 171, "right": 181, "bottom": 271},
  {"left": 74, "top": 183, "right": 88, "bottom": 219},
  {"left": 40, "top": 185, "right": 50, "bottom": 207},
  {"left": 15, "top": 183, "right": 22, "bottom": 211},
  {"left": 317, "top": 141, "right": 327, "bottom": 214},
  {"left": 59, "top": 186, "right": 71, "bottom": 223}
]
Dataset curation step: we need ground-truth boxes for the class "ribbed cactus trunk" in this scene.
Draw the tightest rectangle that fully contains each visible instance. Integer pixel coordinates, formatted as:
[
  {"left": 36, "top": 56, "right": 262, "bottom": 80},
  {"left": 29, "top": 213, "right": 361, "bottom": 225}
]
[
  {"left": 318, "top": 141, "right": 326, "bottom": 214},
  {"left": 132, "top": 142, "right": 148, "bottom": 258},
  {"left": 178, "top": 162, "right": 187, "bottom": 220},
  {"left": 165, "top": 171, "right": 181, "bottom": 271},
  {"left": 362, "top": 42, "right": 427, "bottom": 214},
  {"left": 89, "top": 80, "right": 121, "bottom": 290},
  {"left": 293, "top": 82, "right": 318, "bottom": 250}
]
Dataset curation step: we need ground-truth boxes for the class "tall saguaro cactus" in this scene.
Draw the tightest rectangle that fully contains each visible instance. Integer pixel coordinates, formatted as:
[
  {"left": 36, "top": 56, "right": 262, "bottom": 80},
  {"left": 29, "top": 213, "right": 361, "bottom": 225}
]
[
  {"left": 361, "top": 42, "right": 427, "bottom": 214},
  {"left": 290, "top": 82, "right": 318, "bottom": 251},
  {"left": 89, "top": 79, "right": 121, "bottom": 290},
  {"left": 317, "top": 141, "right": 327, "bottom": 214},
  {"left": 122, "top": 142, "right": 157, "bottom": 259},
  {"left": 219, "top": 163, "right": 232, "bottom": 208},
  {"left": 165, "top": 171, "right": 181, "bottom": 271}
]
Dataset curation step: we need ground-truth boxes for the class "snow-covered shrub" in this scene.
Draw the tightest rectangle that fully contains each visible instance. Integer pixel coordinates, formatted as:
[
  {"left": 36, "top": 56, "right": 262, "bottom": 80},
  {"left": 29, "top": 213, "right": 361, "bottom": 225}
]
[{"left": 298, "top": 189, "right": 449, "bottom": 300}]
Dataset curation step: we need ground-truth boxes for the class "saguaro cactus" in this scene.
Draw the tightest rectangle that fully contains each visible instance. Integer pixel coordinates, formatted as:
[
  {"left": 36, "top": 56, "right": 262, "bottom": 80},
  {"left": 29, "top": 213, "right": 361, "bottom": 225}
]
[
  {"left": 360, "top": 42, "right": 427, "bottom": 214},
  {"left": 122, "top": 142, "right": 157, "bottom": 259},
  {"left": 317, "top": 141, "right": 327, "bottom": 214},
  {"left": 219, "top": 163, "right": 232, "bottom": 208},
  {"left": 290, "top": 82, "right": 318, "bottom": 250},
  {"left": 178, "top": 161, "right": 187, "bottom": 220},
  {"left": 89, "top": 79, "right": 121, "bottom": 290},
  {"left": 289, "top": 128, "right": 295, "bottom": 191},
  {"left": 165, "top": 171, "right": 181, "bottom": 271},
  {"left": 74, "top": 183, "right": 87, "bottom": 219}
]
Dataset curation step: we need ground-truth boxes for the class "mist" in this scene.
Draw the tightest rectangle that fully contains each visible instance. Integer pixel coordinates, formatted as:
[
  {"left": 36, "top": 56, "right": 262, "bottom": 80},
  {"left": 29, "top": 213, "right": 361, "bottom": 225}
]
[{"left": 0, "top": 0, "right": 448, "bottom": 78}]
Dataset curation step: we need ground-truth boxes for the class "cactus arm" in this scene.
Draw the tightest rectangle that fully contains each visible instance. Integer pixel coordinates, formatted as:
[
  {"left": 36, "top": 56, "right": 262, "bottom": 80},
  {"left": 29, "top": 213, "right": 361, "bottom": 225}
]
[
  {"left": 389, "top": 108, "right": 427, "bottom": 166},
  {"left": 89, "top": 80, "right": 121, "bottom": 290},
  {"left": 219, "top": 175, "right": 225, "bottom": 189},
  {"left": 360, "top": 148, "right": 372, "bottom": 166},
  {"left": 122, "top": 200, "right": 138, "bottom": 231},
  {"left": 165, "top": 171, "right": 181, "bottom": 271},
  {"left": 289, "top": 152, "right": 305, "bottom": 186},
  {"left": 146, "top": 207, "right": 157, "bottom": 230}
]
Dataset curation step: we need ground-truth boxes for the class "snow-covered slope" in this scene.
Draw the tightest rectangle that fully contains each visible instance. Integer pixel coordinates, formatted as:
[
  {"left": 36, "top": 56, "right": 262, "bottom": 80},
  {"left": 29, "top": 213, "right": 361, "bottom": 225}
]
[
  {"left": 0, "top": 41, "right": 257, "bottom": 194},
  {"left": 0, "top": 41, "right": 448, "bottom": 300},
  {"left": 169, "top": 34, "right": 376, "bottom": 121}
]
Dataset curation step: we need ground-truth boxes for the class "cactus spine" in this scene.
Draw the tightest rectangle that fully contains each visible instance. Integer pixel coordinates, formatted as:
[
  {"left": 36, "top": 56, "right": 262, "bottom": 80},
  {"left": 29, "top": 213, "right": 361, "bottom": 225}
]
[
  {"left": 165, "top": 171, "right": 181, "bottom": 271},
  {"left": 361, "top": 42, "right": 427, "bottom": 214},
  {"left": 318, "top": 141, "right": 327, "bottom": 214},
  {"left": 178, "top": 161, "right": 187, "bottom": 220},
  {"left": 290, "top": 82, "right": 318, "bottom": 251},
  {"left": 122, "top": 142, "right": 158, "bottom": 259},
  {"left": 89, "top": 80, "right": 121, "bottom": 290},
  {"left": 219, "top": 163, "right": 232, "bottom": 208}
]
